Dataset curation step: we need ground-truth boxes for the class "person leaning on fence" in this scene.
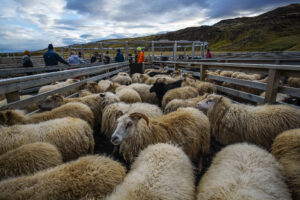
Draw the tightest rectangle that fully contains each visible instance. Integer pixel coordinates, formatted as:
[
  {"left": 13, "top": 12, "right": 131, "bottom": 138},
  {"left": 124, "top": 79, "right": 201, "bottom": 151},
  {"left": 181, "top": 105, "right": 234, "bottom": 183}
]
[
  {"left": 115, "top": 49, "right": 124, "bottom": 62},
  {"left": 104, "top": 51, "right": 110, "bottom": 64},
  {"left": 43, "top": 44, "right": 70, "bottom": 66},
  {"left": 22, "top": 50, "right": 33, "bottom": 68},
  {"left": 68, "top": 51, "right": 85, "bottom": 65},
  {"left": 206, "top": 48, "right": 212, "bottom": 58}
]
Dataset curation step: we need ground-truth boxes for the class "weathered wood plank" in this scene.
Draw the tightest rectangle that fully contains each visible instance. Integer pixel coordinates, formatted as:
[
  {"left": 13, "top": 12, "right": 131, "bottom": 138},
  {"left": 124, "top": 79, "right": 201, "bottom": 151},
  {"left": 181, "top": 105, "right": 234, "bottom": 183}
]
[
  {"left": 5, "top": 91, "right": 20, "bottom": 103},
  {"left": 278, "top": 85, "right": 300, "bottom": 98},
  {"left": 264, "top": 69, "right": 281, "bottom": 104}
]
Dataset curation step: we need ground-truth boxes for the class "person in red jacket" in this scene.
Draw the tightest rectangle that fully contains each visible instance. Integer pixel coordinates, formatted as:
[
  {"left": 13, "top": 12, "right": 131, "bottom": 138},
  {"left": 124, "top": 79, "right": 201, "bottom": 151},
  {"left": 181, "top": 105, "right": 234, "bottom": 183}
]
[
  {"left": 206, "top": 48, "right": 212, "bottom": 58},
  {"left": 137, "top": 47, "right": 144, "bottom": 63}
]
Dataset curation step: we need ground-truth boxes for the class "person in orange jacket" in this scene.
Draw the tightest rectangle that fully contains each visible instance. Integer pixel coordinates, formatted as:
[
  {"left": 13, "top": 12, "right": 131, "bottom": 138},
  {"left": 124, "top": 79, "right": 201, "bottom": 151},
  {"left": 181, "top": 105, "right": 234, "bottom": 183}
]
[{"left": 137, "top": 47, "right": 144, "bottom": 63}]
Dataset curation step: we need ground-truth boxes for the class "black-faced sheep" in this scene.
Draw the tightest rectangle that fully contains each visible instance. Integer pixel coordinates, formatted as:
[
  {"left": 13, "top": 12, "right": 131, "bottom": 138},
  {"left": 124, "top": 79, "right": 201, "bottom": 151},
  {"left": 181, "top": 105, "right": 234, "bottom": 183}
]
[
  {"left": 105, "top": 143, "right": 195, "bottom": 200},
  {"left": 162, "top": 86, "right": 199, "bottom": 109},
  {"left": 0, "top": 102, "right": 94, "bottom": 127},
  {"left": 112, "top": 72, "right": 132, "bottom": 85},
  {"left": 272, "top": 129, "right": 300, "bottom": 199},
  {"left": 164, "top": 94, "right": 208, "bottom": 114},
  {"left": 0, "top": 142, "right": 63, "bottom": 181},
  {"left": 149, "top": 78, "right": 183, "bottom": 104},
  {"left": 101, "top": 102, "right": 163, "bottom": 138},
  {"left": 196, "top": 143, "right": 291, "bottom": 200},
  {"left": 111, "top": 107, "right": 210, "bottom": 163},
  {"left": 0, "top": 117, "right": 94, "bottom": 161},
  {"left": 197, "top": 94, "right": 300, "bottom": 150},
  {"left": 116, "top": 88, "right": 142, "bottom": 103},
  {"left": 0, "top": 155, "right": 126, "bottom": 200},
  {"left": 39, "top": 93, "right": 120, "bottom": 128}
]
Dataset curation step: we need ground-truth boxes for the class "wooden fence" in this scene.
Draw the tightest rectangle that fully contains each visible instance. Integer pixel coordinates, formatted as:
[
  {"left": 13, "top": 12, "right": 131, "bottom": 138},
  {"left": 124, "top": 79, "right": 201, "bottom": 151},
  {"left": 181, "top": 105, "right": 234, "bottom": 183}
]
[
  {"left": 0, "top": 62, "right": 129, "bottom": 111},
  {"left": 152, "top": 61, "right": 300, "bottom": 105}
]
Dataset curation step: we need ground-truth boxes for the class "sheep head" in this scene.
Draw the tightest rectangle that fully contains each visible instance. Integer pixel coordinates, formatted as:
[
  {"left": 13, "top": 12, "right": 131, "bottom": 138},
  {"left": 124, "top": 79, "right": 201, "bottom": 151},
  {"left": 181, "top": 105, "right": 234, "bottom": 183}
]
[
  {"left": 111, "top": 112, "right": 149, "bottom": 145},
  {"left": 0, "top": 109, "right": 25, "bottom": 125},
  {"left": 39, "top": 93, "right": 64, "bottom": 111},
  {"left": 85, "top": 82, "right": 100, "bottom": 93},
  {"left": 197, "top": 94, "right": 223, "bottom": 113},
  {"left": 100, "top": 92, "right": 120, "bottom": 109},
  {"left": 149, "top": 78, "right": 167, "bottom": 93}
]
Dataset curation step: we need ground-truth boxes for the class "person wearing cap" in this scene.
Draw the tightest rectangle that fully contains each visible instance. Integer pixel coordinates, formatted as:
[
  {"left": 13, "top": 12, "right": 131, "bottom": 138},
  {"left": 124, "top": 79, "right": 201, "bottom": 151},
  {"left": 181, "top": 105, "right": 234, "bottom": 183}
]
[
  {"left": 68, "top": 51, "right": 85, "bottom": 65},
  {"left": 22, "top": 50, "right": 33, "bottom": 68},
  {"left": 115, "top": 49, "right": 124, "bottom": 62},
  {"left": 43, "top": 44, "right": 69, "bottom": 66},
  {"left": 137, "top": 47, "right": 144, "bottom": 63}
]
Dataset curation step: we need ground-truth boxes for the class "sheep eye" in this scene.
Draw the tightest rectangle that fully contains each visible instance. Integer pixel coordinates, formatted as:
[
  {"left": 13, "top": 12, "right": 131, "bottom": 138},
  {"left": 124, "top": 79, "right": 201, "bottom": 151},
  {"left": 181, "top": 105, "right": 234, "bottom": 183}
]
[
  {"left": 207, "top": 99, "right": 213, "bottom": 103},
  {"left": 126, "top": 121, "right": 133, "bottom": 128}
]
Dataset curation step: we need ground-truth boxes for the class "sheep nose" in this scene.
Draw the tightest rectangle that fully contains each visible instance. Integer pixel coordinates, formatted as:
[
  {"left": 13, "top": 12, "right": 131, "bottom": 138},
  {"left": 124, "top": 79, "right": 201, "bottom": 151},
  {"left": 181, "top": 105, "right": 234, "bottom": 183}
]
[{"left": 111, "top": 136, "right": 121, "bottom": 145}]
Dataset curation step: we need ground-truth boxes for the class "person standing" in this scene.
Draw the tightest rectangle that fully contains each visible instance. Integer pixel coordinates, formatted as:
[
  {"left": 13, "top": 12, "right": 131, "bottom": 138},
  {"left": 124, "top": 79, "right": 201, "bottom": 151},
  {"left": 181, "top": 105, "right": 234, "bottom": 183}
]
[
  {"left": 22, "top": 50, "right": 33, "bottom": 67},
  {"left": 206, "top": 48, "right": 212, "bottom": 58},
  {"left": 104, "top": 51, "right": 110, "bottom": 64},
  {"left": 43, "top": 44, "right": 69, "bottom": 66},
  {"left": 115, "top": 49, "right": 124, "bottom": 62},
  {"left": 68, "top": 51, "right": 84, "bottom": 65},
  {"left": 137, "top": 47, "right": 144, "bottom": 63},
  {"left": 90, "top": 52, "right": 98, "bottom": 63}
]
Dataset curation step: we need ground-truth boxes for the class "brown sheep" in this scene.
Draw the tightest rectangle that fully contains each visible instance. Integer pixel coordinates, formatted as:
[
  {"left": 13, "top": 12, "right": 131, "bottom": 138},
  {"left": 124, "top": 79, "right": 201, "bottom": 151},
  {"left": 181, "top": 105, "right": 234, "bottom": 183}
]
[
  {"left": 39, "top": 93, "right": 120, "bottom": 128},
  {"left": 236, "top": 72, "right": 261, "bottom": 80},
  {"left": 287, "top": 77, "right": 300, "bottom": 88},
  {"left": 182, "top": 77, "right": 216, "bottom": 95},
  {"left": 116, "top": 88, "right": 142, "bottom": 103},
  {"left": 197, "top": 94, "right": 300, "bottom": 150},
  {"left": 0, "top": 102, "right": 94, "bottom": 127},
  {"left": 164, "top": 94, "right": 208, "bottom": 114},
  {"left": 38, "top": 79, "right": 78, "bottom": 96},
  {"left": 0, "top": 155, "right": 126, "bottom": 200},
  {"left": 0, "top": 142, "right": 63, "bottom": 181},
  {"left": 272, "top": 129, "right": 300, "bottom": 199},
  {"left": 162, "top": 86, "right": 199, "bottom": 109},
  {"left": 0, "top": 117, "right": 94, "bottom": 161},
  {"left": 111, "top": 107, "right": 210, "bottom": 163},
  {"left": 220, "top": 70, "right": 234, "bottom": 77},
  {"left": 105, "top": 143, "right": 195, "bottom": 200}
]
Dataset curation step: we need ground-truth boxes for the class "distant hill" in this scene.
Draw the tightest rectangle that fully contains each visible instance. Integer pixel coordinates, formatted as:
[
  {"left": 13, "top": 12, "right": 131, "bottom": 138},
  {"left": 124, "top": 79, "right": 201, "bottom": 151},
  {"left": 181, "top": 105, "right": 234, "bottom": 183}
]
[{"left": 152, "top": 3, "right": 300, "bottom": 51}]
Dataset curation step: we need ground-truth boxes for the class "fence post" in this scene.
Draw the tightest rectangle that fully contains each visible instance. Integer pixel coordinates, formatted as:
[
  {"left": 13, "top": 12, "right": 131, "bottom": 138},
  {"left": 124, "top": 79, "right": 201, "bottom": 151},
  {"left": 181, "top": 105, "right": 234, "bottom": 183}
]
[
  {"left": 173, "top": 41, "right": 177, "bottom": 61},
  {"left": 81, "top": 44, "right": 84, "bottom": 59},
  {"left": 200, "top": 64, "right": 206, "bottom": 81},
  {"left": 5, "top": 91, "right": 20, "bottom": 104},
  {"left": 264, "top": 69, "right": 281, "bottom": 104},
  {"left": 184, "top": 47, "right": 186, "bottom": 59},
  {"left": 100, "top": 42, "right": 103, "bottom": 62},
  {"left": 192, "top": 42, "right": 195, "bottom": 59},
  {"left": 125, "top": 41, "right": 129, "bottom": 61},
  {"left": 61, "top": 48, "right": 64, "bottom": 59},
  {"left": 152, "top": 41, "right": 155, "bottom": 61},
  {"left": 68, "top": 46, "right": 71, "bottom": 57}
]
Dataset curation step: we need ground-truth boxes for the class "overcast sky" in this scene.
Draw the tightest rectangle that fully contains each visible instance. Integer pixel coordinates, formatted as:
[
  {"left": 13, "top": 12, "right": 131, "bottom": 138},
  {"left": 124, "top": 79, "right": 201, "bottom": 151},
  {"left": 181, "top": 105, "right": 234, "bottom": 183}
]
[{"left": 0, "top": 0, "right": 298, "bottom": 52}]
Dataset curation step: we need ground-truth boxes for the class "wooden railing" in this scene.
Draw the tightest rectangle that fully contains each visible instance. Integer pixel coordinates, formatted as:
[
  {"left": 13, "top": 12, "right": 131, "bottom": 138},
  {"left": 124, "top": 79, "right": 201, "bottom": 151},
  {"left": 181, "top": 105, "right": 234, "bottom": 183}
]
[
  {"left": 0, "top": 62, "right": 129, "bottom": 111},
  {"left": 152, "top": 61, "right": 300, "bottom": 105}
]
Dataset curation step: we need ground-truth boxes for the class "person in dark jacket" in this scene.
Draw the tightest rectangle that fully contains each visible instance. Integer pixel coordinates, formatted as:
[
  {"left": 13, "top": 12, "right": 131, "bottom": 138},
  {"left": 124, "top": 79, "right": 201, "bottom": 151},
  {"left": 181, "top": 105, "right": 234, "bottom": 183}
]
[
  {"left": 104, "top": 51, "right": 110, "bottom": 64},
  {"left": 22, "top": 50, "right": 33, "bottom": 67},
  {"left": 115, "top": 49, "right": 124, "bottom": 62},
  {"left": 43, "top": 44, "right": 69, "bottom": 66},
  {"left": 90, "top": 52, "right": 98, "bottom": 63}
]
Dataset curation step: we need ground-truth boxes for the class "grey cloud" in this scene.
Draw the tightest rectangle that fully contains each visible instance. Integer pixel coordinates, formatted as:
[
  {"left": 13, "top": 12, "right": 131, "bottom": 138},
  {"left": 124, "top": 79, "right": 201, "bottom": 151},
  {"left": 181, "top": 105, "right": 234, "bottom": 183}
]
[{"left": 80, "top": 34, "right": 93, "bottom": 38}]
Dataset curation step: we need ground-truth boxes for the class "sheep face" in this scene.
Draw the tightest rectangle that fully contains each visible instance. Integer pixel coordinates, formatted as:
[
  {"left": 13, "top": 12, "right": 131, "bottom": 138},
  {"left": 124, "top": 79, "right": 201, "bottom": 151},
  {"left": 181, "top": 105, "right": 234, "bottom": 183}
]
[
  {"left": 111, "top": 112, "right": 149, "bottom": 145},
  {"left": 39, "top": 94, "right": 64, "bottom": 110},
  {"left": 197, "top": 94, "right": 222, "bottom": 113},
  {"left": 149, "top": 78, "right": 167, "bottom": 93},
  {"left": 0, "top": 110, "right": 24, "bottom": 125},
  {"left": 85, "top": 82, "right": 99, "bottom": 93}
]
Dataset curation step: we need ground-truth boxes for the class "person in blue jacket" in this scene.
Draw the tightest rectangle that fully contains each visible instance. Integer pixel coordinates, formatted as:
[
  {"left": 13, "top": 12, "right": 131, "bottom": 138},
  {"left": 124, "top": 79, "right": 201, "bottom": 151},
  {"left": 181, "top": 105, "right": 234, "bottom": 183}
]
[
  {"left": 115, "top": 49, "right": 124, "bottom": 62},
  {"left": 43, "top": 44, "right": 69, "bottom": 66}
]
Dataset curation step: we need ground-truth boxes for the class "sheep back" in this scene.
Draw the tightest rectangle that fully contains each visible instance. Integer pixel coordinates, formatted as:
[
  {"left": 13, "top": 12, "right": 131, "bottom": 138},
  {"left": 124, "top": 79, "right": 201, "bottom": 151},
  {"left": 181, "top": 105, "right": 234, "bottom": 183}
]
[{"left": 162, "top": 86, "right": 198, "bottom": 109}]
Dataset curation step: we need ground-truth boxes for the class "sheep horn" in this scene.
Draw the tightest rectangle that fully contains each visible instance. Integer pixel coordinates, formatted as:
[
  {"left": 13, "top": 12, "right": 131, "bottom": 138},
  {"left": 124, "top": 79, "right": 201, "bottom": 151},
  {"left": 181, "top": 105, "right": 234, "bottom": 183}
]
[{"left": 129, "top": 112, "right": 149, "bottom": 126}]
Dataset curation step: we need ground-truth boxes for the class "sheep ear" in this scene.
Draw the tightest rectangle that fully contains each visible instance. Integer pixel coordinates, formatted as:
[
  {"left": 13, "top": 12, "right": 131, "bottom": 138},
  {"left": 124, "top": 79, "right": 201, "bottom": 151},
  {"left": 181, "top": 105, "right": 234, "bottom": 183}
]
[
  {"left": 129, "top": 112, "right": 149, "bottom": 126},
  {"left": 115, "top": 111, "right": 124, "bottom": 120},
  {"left": 216, "top": 96, "right": 223, "bottom": 103},
  {"left": 162, "top": 78, "right": 167, "bottom": 83}
]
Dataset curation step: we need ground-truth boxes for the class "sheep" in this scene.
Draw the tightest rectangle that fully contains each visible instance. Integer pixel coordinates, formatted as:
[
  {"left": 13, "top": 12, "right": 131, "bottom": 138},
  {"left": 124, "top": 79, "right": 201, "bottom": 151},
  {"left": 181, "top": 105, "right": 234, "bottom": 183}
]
[
  {"left": 164, "top": 94, "right": 208, "bottom": 114},
  {"left": 126, "top": 83, "right": 160, "bottom": 105},
  {"left": 235, "top": 72, "right": 261, "bottom": 80},
  {"left": 0, "top": 102, "right": 94, "bottom": 127},
  {"left": 112, "top": 73, "right": 132, "bottom": 85},
  {"left": 0, "top": 95, "right": 38, "bottom": 113},
  {"left": 131, "top": 73, "right": 141, "bottom": 83},
  {"left": 97, "top": 80, "right": 121, "bottom": 93},
  {"left": 0, "top": 155, "right": 126, "bottom": 200},
  {"left": 197, "top": 94, "right": 300, "bottom": 150},
  {"left": 102, "top": 102, "right": 163, "bottom": 138},
  {"left": 0, "top": 94, "right": 4, "bottom": 101},
  {"left": 287, "top": 77, "right": 300, "bottom": 88},
  {"left": 260, "top": 91, "right": 290, "bottom": 103},
  {"left": 39, "top": 93, "right": 120, "bottom": 128},
  {"left": 116, "top": 88, "right": 142, "bottom": 103},
  {"left": 162, "top": 86, "right": 199, "bottom": 109},
  {"left": 141, "top": 74, "right": 176, "bottom": 85},
  {"left": 196, "top": 143, "right": 291, "bottom": 200},
  {"left": 220, "top": 70, "right": 234, "bottom": 77},
  {"left": 105, "top": 143, "right": 195, "bottom": 200},
  {"left": 78, "top": 89, "right": 93, "bottom": 97},
  {"left": 38, "top": 79, "right": 78, "bottom": 96},
  {"left": 231, "top": 71, "right": 243, "bottom": 78},
  {"left": 85, "top": 82, "right": 104, "bottom": 93},
  {"left": 0, "top": 117, "right": 94, "bottom": 161},
  {"left": 149, "top": 78, "right": 183, "bottom": 104},
  {"left": 182, "top": 77, "right": 216, "bottom": 95},
  {"left": 111, "top": 107, "right": 210, "bottom": 163},
  {"left": 0, "top": 142, "right": 63, "bottom": 181},
  {"left": 272, "top": 129, "right": 300, "bottom": 199}
]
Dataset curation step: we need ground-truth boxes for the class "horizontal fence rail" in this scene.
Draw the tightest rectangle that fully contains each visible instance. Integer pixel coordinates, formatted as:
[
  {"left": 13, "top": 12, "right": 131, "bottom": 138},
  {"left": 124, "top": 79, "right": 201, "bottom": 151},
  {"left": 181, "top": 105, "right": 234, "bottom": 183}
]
[{"left": 151, "top": 61, "right": 300, "bottom": 106}]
